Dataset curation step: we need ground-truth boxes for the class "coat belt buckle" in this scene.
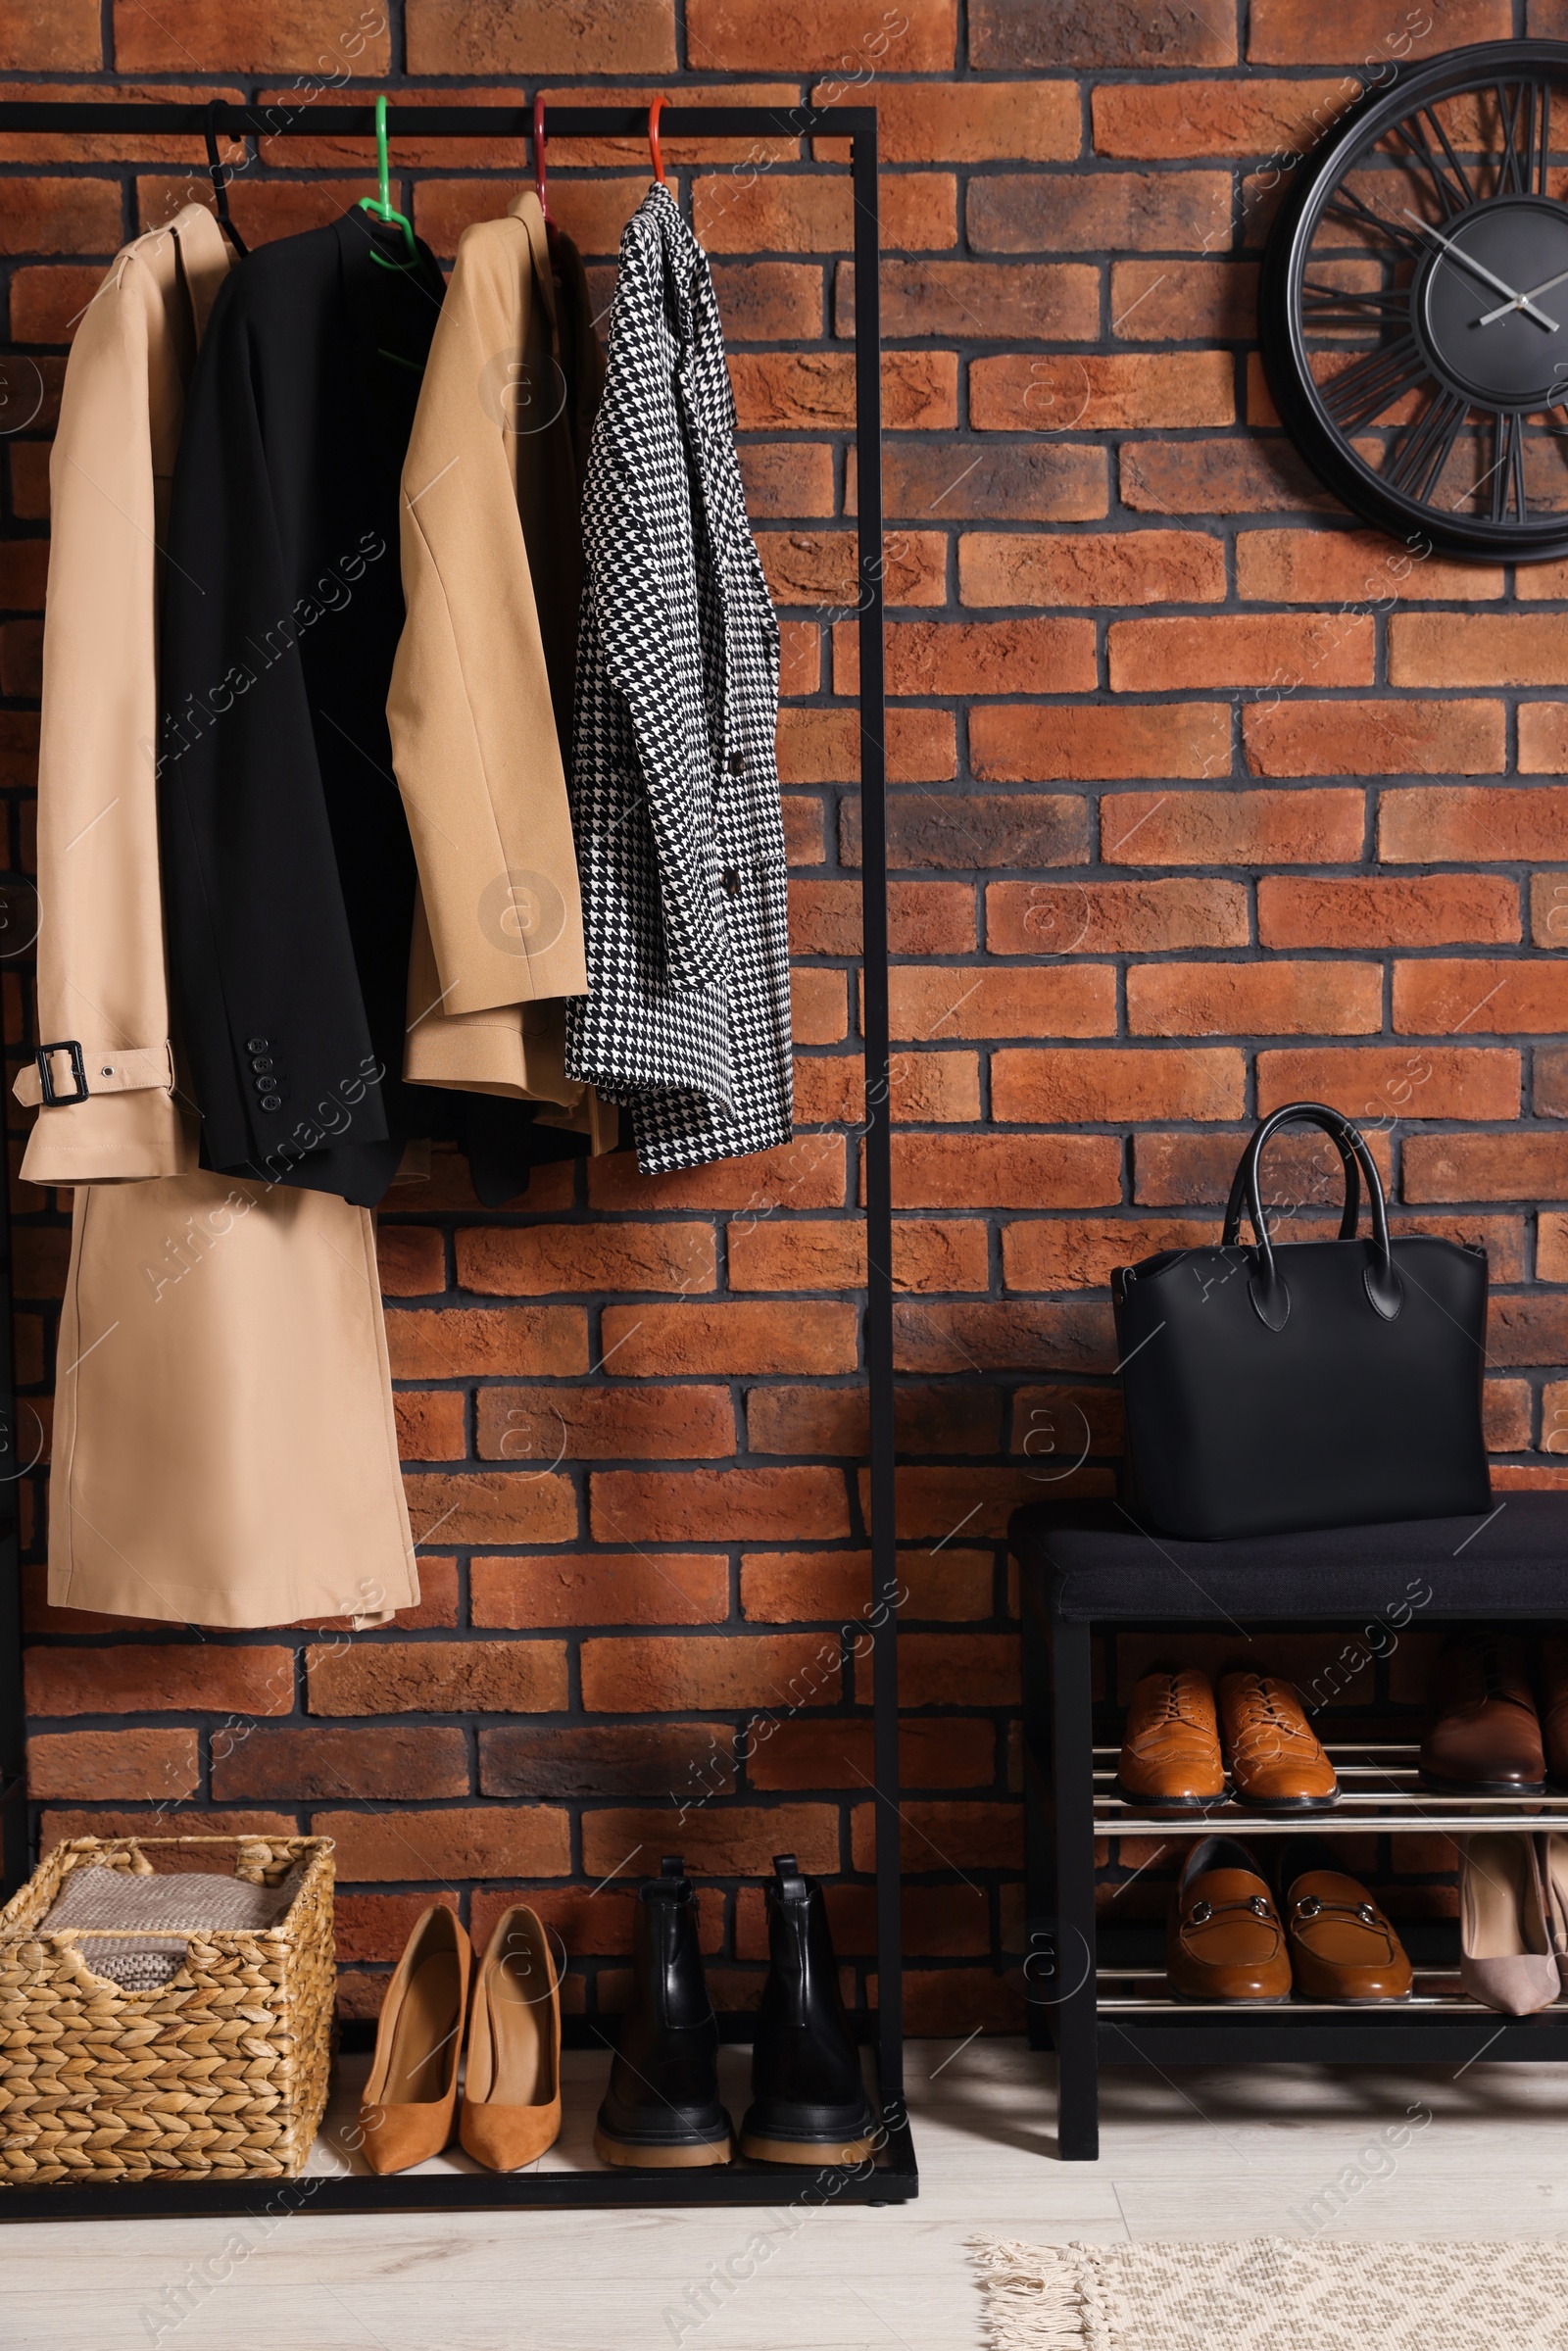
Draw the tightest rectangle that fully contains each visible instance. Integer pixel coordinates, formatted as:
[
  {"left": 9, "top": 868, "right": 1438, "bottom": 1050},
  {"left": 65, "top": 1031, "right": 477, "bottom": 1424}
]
[{"left": 35, "top": 1040, "right": 88, "bottom": 1105}]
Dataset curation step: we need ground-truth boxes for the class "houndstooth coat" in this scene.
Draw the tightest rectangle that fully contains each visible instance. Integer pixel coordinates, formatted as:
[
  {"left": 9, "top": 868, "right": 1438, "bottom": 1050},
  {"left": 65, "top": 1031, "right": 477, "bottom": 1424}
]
[{"left": 564, "top": 182, "right": 793, "bottom": 1175}]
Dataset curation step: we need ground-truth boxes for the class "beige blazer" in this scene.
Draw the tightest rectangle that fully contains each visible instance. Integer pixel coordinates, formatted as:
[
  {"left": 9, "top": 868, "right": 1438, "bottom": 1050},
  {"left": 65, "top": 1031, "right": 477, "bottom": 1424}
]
[
  {"left": 388, "top": 192, "right": 607, "bottom": 1135},
  {"left": 13, "top": 205, "right": 231, "bottom": 1183},
  {"left": 27, "top": 211, "right": 417, "bottom": 1628}
]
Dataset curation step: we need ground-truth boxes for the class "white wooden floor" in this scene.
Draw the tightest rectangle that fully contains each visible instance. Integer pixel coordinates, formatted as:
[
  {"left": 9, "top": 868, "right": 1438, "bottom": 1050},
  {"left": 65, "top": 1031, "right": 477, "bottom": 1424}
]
[{"left": 6, "top": 2040, "right": 1568, "bottom": 2349}]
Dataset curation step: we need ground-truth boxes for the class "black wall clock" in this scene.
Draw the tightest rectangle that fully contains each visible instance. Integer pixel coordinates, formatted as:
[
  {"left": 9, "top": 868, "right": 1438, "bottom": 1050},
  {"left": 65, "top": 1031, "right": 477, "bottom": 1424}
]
[{"left": 1261, "top": 41, "right": 1568, "bottom": 560}]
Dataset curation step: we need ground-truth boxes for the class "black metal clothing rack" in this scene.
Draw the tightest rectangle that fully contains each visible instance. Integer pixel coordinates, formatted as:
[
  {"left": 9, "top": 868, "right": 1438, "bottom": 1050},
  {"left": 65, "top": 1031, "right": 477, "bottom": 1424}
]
[{"left": 0, "top": 98, "right": 913, "bottom": 2215}]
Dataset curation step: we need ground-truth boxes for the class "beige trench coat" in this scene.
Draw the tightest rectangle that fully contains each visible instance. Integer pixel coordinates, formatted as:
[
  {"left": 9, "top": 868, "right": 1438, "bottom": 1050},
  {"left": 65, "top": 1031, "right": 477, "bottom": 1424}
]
[
  {"left": 20, "top": 206, "right": 417, "bottom": 1628},
  {"left": 388, "top": 192, "right": 612, "bottom": 1147},
  {"left": 14, "top": 206, "right": 220, "bottom": 1179}
]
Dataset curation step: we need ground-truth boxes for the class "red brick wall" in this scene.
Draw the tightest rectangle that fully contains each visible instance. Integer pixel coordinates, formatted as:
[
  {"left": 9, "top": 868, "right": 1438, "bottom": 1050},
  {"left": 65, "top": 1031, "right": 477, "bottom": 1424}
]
[{"left": 5, "top": 0, "right": 1563, "bottom": 2029}]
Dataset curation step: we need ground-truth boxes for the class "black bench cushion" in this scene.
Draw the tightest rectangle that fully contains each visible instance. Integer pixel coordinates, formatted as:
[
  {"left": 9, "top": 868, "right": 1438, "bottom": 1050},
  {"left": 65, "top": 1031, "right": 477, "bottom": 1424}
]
[{"left": 1009, "top": 1494, "right": 1568, "bottom": 1623}]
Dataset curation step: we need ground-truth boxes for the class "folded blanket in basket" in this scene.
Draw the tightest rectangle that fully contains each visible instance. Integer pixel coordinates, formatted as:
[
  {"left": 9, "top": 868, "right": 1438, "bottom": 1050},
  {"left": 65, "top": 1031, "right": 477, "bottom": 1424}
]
[{"left": 41, "top": 1864, "right": 303, "bottom": 1991}]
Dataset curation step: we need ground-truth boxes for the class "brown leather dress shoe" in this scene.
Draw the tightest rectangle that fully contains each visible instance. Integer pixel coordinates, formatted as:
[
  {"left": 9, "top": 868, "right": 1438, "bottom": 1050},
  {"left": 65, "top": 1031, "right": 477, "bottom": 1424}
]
[
  {"left": 1217, "top": 1671, "right": 1339, "bottom": 1811},
  {"left": 1420, "top": 1629, "right": 1546, "bottom": 1795},
  {"left": 1283, "top": 1861, "right": 1413, "bottom": 2004},
  {"left": 1537, "top": 1634, "right": 1568, "bottom": 1788},
  {"left": 1117, "top": 1668, "right": 1225, "bottom": 1812},
  {"left": 1166, "top": 1837, "right": 1292, "bottom": 2002}
]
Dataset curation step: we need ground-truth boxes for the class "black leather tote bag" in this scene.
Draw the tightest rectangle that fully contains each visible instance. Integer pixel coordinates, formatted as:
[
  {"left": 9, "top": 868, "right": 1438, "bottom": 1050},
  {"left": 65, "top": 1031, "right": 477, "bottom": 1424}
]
[{"left": 1111, "top": 1102, "right": 1491, "bottom": 1541}]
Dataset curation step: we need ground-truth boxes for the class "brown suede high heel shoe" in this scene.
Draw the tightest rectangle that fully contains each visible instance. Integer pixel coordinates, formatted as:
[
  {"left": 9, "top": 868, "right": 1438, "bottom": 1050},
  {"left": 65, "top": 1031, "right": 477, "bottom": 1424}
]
[
  {"left": 459, "top": 1905, "right": 562, "bottom": 2171},
  {"left": 359, "top": 1905, "right": 471, "bottom": 2174}
]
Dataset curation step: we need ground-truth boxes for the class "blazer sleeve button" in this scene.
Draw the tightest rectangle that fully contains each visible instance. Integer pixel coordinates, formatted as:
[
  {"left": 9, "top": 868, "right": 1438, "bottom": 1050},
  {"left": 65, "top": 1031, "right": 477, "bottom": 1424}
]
[
  {"left": 726, "top": 754, "right": 744, "bottom": 775},
  {"left": 246, "top": 1037, "right": 270, "bottom": 1053},
  {"left": 721, "top": 868, "right": 741, "bottom": 897}
]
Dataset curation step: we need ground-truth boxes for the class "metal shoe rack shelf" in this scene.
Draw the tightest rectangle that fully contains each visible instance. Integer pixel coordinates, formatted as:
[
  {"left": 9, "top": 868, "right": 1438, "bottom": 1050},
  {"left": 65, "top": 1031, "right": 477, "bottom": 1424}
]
[
  {"left": 0, "top": 98, "right": 916, "bottom": 2217},
  {"left": 1023, "top": 1589, "right": 1568, "bottom": 2163}
]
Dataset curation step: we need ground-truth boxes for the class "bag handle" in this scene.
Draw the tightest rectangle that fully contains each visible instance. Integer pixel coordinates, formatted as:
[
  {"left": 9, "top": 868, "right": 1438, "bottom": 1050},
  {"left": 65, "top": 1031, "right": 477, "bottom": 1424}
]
[
  {"left": 1223, "top": 1102, "right": 1400, "bottom": 1332},
  {"left": 1220, "top": 1114, "right": 1361, "bottom": 1250}
]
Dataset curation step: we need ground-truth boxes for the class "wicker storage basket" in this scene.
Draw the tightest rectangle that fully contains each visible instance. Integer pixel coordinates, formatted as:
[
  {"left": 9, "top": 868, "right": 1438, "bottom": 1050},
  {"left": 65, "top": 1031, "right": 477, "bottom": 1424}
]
[{"left": 0, "top": 1834, "right": 334, "bottom": 2187}]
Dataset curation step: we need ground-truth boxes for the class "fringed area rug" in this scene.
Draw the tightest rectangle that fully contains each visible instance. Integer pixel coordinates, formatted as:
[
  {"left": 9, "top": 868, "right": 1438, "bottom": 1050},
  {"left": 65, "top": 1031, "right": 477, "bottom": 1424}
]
[{"left": 972, "top": 2235, "right": 1568, "bottom": 2349}]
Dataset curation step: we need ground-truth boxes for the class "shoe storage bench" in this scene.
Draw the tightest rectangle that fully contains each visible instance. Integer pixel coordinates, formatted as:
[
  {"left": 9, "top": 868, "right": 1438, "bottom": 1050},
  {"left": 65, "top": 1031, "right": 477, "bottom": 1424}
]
[{"left": 1012, "top": 1494, "right": 1568, "bottom": 2163}]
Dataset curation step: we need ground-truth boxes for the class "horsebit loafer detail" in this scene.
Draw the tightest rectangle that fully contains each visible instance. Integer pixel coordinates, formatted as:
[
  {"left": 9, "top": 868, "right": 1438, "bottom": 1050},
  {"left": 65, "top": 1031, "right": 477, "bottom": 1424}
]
[
  {"left": 1166, "top": 1837, "right": 1292, "bottom": 2003},
  {"left": 1421, "top": 1629, "right": 1548, "bottom": 1795},
  {"left": 1117, "top": 1668, "right": 1226, "bottom": 1812},
  {"left": 1218, "top": 1670, "right": 1340, "bottom": 1811},
  {"left": 1283, "top": 1866, "right": 1413, "bottom": 2004}
]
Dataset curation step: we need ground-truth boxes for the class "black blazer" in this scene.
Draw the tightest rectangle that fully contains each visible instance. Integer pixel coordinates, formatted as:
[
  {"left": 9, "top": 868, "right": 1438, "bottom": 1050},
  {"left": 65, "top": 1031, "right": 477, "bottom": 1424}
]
[{"left": 159, "top": 208, "right": 594, "bottom": 1206}]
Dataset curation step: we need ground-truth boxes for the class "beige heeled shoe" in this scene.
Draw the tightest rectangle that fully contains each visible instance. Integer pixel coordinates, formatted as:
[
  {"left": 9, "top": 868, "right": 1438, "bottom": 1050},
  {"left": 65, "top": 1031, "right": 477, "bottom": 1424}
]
[
  {"left": 459, "top": 1905, "right": 563, "bottom": 2172},
  {"left": 1457, "top": 1834, "right": 1561, "bottom": 2016},
  {"left": 359, "top": 1905, "right": 472, "bottom": 2174},
  {"left": 1540, "top": 1833, "right": 1568, "bottom": 1996}
]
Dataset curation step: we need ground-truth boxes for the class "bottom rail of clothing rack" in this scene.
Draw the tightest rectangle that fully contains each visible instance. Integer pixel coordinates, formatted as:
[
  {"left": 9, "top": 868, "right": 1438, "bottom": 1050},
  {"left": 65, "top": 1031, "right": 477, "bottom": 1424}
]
[{"left": 0, "top": 2106, "right": 919, "bottom": 2221}]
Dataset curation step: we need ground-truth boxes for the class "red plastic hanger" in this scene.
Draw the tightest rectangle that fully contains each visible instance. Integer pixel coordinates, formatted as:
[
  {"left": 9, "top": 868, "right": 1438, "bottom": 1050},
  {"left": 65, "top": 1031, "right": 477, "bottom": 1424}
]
[{"left": 648, "top": 94, "right": 667, "bottom": 187}]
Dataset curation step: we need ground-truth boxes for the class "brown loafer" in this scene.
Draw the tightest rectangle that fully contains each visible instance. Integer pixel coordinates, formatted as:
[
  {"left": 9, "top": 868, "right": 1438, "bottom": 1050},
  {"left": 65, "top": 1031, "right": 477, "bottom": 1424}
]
[
  {"left": 1421, "top": 1629, "right": 1545, "bottom": 1795},
  {"left": 359, "top": 1904, "right": 471, "bottom": 2174},
  {"left": 1117, "top": 1667, "right": 1225, "bottom": 1813},
  {"left": 1283, "top": 1859, "right": 1413, "bottom": 2004},
  {"left": 1218, "top": 1670, "right": 1339, "bottom": 1812},
  {"left": 1165, "top": 1837, "right": 1292, "bottom": 2003}
]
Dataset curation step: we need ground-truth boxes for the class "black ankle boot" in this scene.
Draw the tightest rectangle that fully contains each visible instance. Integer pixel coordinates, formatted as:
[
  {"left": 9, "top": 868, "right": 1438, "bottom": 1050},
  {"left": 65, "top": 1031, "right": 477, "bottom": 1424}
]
[
  {"left": 594, "top": 1856, "right": 733, "bottom": 2168},
  {"left": 741, "top": 1854, "right": 876, "bottom": 2165}
]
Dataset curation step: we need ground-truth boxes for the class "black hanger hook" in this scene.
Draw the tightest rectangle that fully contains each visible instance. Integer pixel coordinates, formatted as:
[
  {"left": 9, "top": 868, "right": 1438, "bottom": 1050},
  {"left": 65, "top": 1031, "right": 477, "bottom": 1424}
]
[{"left": 204, "top": 100, "right": 247, "bottom": 257}]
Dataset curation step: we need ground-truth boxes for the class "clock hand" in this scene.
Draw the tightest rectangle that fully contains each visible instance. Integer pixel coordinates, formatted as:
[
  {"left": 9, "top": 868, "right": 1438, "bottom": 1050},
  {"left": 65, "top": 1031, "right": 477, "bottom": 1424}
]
[
  {"left": 1401, "top": 209, "right": 1561, "bottom": 331},
  {"left": 1478, "top": 262, "right": 1568, "bottom": 327}
]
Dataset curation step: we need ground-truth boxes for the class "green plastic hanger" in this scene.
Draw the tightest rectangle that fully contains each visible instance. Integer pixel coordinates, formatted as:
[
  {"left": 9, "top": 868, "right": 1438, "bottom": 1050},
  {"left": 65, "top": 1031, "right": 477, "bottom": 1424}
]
[{"left": 357, "top": 93, "right": 417, "bottom": 269}]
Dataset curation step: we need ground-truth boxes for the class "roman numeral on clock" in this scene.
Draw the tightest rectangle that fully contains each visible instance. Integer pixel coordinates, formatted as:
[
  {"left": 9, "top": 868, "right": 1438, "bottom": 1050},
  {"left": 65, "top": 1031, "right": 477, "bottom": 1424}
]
[
  {"left": 1319, "top": 335, "right": 1435, "bottom": 432},
  {"left": 1324, "top": 186, "right": 1428, "bottom": 260},
  {"left": 1487, "top": 410, "right": 1528, "bottom": 523},
  {"left": 1494, "top": 76, "right": 1551, "bottom": 198},
  {"left": 1389, "top": 107, "right": 1474, "bottom": 218},
  {"left": 1299, "top": 281, "right": 1411, "bottom": 326},
  {"left": 1386, "top": 388, "right": 1471, "bottom": 503}
]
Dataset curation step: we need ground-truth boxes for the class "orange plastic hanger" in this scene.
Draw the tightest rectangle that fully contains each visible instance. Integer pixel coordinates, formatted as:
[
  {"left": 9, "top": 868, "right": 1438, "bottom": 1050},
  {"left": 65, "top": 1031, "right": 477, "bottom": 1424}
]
[
  {"left": 533, "top": 93, "right": 550, "bottom": 220},
  {"left": 533, "top": 93, "right": 561, "bottom": 257},
  {"left": 648, "top": 94, "right": 668, "bottom": 187}
]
